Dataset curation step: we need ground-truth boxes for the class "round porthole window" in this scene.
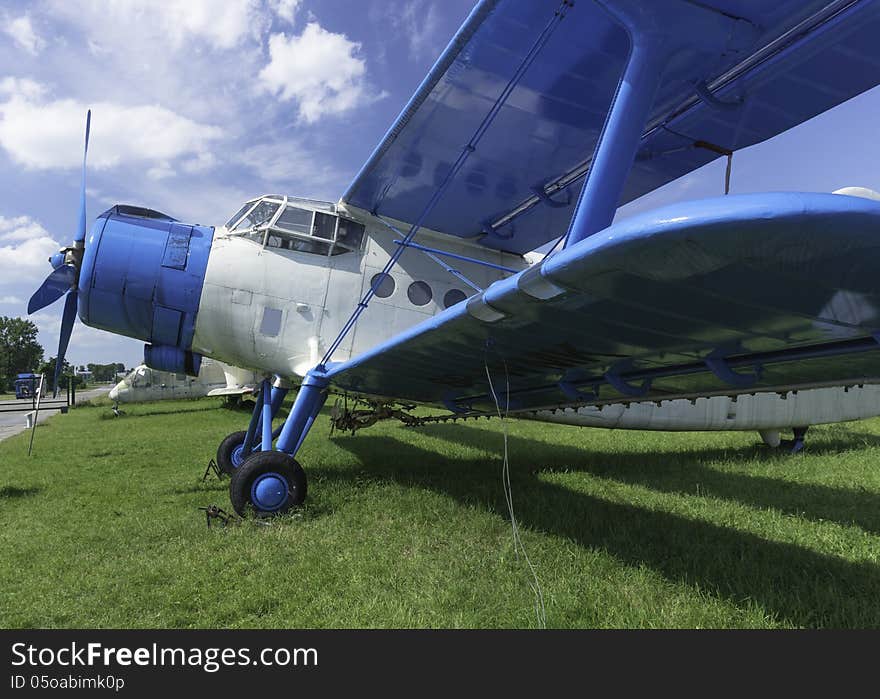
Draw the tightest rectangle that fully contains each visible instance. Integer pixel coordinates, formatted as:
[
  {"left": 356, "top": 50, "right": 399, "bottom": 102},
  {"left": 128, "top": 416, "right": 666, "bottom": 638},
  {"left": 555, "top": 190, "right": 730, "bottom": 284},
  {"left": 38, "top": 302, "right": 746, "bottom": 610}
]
[
  {"left": 443, "top": 288, "right": 467, "bottom": 309},
  {"left": 370, "top": 272, "right": 395, "bottom": 298},
  {"left": 407, "top": 280, "right": 433, "bottom": 306}
]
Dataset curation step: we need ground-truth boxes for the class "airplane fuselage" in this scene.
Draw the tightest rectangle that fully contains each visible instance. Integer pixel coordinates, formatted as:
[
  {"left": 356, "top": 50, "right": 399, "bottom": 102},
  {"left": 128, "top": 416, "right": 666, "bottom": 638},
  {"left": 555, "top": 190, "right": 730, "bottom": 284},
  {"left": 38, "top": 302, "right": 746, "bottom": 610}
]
[
  {"left": 78, "top": 193, "right": 880, "bottom": 441},
  {"left": 191, "top": 200, "right": 520, "bottom": 378}
]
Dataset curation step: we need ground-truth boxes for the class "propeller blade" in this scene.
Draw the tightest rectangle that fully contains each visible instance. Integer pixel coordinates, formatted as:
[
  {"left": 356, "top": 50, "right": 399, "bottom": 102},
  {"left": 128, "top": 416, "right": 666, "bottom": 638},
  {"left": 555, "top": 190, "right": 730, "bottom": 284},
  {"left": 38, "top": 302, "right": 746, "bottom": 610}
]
[
  {"left": 74, "top": 110, "right": 91, "bottom": 243},
  {"left": 27, "top": 264, "right": 76, "bottom": 314},
  {"left": 53, "top": 290, "right": 78, "bottom": 396}
]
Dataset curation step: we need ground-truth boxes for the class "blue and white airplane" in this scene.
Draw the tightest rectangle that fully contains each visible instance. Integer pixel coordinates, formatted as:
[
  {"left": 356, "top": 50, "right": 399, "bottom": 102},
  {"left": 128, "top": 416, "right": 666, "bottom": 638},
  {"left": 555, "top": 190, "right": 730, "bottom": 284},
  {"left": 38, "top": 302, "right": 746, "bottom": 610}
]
[{"left": 27, "top": 0, "right": 880, "bottom": 516}]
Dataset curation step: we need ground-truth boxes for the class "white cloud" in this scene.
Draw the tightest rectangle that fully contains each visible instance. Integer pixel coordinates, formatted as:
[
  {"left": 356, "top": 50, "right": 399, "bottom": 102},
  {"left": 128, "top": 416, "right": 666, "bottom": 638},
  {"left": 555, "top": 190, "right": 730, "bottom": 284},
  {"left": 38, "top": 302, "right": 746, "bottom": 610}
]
[
  {"left": 0, "top": 76, "right": 45, "bottom": 100},
  {"left": 235, "top": 142, "right": 346, "bottom": 199},
  {"left": 48, "top": 0, "right": 266, "bottom": 51},
  {"left": 3, "top": 15, "right": 44, "bottom": 55},
  {"left": 0, "top": 215, "right": 60, "bottom": 290},
  {"left": 259, "top": 22, "right": 386, "bottom": 123},
  {"left": 396, "top": 1, "right": 441, "bottom": 61},
  {"left": 0, "top": 77, "right": 225, "bottom": 172},
  {"left": 269, "top": 0, "right": 302, "bottom": 25},
  {"left": 0, "top": 295, "right": 22, "bottom": 304}
]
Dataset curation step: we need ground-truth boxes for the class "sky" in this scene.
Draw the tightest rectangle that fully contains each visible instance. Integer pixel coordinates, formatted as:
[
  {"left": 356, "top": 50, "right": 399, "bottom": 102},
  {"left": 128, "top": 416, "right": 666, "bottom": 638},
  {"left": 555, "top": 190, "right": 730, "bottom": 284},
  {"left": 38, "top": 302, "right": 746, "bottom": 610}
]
[{"left": 1, "top": 0, "right": 879, "bottom": 370}]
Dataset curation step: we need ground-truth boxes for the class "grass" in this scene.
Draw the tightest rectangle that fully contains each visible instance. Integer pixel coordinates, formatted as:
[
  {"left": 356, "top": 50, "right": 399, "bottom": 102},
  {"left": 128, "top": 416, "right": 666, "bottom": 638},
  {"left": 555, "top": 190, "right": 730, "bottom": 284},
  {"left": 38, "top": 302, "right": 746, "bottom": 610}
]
[{"left": 1, "top": 395, "right": 879, "bottom": 628}]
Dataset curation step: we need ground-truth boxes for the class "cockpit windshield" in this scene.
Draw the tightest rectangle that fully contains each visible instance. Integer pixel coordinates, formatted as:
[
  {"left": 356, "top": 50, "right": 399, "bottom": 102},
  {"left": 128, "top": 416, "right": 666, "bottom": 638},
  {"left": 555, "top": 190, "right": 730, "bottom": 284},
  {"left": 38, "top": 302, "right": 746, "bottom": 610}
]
[
  {"left": 225, "top": 195, "right": 365, "bottom": 257},
  {"left": 232, "top": 200, "right": 280, "bottom": 231}
]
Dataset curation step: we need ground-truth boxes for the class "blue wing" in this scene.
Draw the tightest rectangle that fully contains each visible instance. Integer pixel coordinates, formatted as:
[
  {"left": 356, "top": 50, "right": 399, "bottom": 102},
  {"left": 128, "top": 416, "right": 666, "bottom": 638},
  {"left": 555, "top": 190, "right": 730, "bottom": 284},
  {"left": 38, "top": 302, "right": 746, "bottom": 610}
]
[
  {"left": 342, "top": 0, "right": 880, "bottom": 255},
  {"left": 326, "top": 192, "right": 880, "bottom": 412}
]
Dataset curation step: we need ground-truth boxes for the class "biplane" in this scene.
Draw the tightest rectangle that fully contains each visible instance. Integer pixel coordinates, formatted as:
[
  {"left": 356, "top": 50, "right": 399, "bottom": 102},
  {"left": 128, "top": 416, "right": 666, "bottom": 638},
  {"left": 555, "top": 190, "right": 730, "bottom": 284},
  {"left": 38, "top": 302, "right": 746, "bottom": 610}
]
[{"left": 28, "top": 0, "right": 880, "bottom": 515}]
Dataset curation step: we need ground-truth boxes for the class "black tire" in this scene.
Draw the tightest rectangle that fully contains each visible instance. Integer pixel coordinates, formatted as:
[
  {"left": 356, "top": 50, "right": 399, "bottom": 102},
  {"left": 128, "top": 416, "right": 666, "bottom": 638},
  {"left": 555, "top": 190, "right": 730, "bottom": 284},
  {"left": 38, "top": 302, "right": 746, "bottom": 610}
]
[
  {"left": 216, "top": 430, "right": 248, "bottom": 476},
  {"left": 229, "top": 451, "right": 307, "bottom": 517}
]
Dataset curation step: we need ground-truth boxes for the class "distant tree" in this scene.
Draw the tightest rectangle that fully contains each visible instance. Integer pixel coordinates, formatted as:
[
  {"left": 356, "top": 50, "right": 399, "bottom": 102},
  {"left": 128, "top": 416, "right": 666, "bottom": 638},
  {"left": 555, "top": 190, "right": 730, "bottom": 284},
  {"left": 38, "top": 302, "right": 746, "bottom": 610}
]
[
  {"left": 86, "top": 363, "right": 118, "bottom": 382},
  {"left": 38, "top": 357, "right": 86, "bottom": 389},
  {"left": 0, "top": 316, "right": 44, "bottom": 391}
]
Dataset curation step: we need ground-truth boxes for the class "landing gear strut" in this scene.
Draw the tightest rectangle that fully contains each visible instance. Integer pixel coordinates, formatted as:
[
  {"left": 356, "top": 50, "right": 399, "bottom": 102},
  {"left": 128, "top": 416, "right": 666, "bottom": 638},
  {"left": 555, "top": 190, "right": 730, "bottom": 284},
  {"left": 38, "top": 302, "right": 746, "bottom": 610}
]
[
  {"left": 225, "top": 369, "right": 328, "bottom": 516},
  {"left": 216, "top": 376, "right": 289, "bottom": 475}
]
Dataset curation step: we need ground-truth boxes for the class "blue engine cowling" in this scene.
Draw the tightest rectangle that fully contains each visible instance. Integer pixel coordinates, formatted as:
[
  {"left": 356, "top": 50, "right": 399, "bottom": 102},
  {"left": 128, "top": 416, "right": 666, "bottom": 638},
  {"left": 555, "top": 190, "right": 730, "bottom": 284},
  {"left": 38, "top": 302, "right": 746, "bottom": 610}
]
[{"left": 78, "top": 205, "right": 214, "bottom": 375}]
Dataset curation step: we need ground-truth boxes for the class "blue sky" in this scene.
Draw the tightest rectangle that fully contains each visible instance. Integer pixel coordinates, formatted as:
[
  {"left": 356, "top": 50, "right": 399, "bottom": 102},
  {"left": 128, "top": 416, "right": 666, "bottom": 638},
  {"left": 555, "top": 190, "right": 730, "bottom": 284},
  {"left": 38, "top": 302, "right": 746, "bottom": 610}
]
[{"left": 1, "top": 0, "right": 879, "bottom": 370}]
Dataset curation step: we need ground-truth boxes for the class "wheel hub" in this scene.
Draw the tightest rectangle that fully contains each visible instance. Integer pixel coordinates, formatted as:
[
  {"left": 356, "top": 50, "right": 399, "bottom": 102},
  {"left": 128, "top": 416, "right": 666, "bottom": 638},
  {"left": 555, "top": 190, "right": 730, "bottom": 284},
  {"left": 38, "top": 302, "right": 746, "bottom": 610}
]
[
  {"left": 231, "top": 444, "right": 246, "bottom": 468},
  {"left": 250, "top": 472, "right": 289, "bottom": 511}
]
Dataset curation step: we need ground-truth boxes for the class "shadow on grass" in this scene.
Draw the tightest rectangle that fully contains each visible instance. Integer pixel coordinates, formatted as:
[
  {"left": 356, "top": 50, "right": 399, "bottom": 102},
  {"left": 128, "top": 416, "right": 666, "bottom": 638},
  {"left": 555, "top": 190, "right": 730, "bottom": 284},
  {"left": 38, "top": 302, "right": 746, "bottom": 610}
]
[
  {"left": 109, "top": 403, "right": 225, "bottom": 419},
  {"left": 413, "top": 423, "right": 880, "bottom": 535},
  {"left": 0, "top": 485, "right": 41, "bottom": 498},
  {"left": 329, "top": 429, "right": 880, "bottom": 627},
  {"left": 168, "top": 482, "right": 228, "bottom": 495}
]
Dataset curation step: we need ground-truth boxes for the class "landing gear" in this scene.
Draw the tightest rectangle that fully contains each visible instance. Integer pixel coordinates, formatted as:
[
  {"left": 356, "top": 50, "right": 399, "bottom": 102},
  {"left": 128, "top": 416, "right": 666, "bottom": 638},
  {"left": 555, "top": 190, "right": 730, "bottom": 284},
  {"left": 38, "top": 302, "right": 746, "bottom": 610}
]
[
  {"left": 229, "top": 451, "right": 307, "bottom": 517},
  {"left": 216, "top": 430, "right": 249, "bottom": 475},
  {"left": 217, "top": 377, "right": 291, "bottom": 475},
  {"left": 759, "top": 426, "right": 808, "bottom": 453},
  {"left": 780, "top": 426, "right": 808, "bottom": 454},
  {"left": 758, "top": 429, "right": 781, "bottom": 448},
  {"left": 221, "top": 369, "right": 326, "bottom": 516}
]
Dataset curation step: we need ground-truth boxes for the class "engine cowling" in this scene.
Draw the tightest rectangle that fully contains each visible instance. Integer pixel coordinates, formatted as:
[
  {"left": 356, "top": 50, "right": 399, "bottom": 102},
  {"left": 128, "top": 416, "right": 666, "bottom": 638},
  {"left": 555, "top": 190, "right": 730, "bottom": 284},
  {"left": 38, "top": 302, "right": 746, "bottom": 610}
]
[{"left": 78, "top": 205, "right": 214, "bottom": 375}]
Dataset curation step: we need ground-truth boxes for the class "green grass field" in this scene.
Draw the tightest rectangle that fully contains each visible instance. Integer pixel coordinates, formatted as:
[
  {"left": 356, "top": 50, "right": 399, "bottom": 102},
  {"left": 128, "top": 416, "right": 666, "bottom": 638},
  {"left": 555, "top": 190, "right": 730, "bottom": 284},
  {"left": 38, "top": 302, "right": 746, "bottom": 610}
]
[{"left": 1, "top": 396, "right": 879, "bottom": 628}]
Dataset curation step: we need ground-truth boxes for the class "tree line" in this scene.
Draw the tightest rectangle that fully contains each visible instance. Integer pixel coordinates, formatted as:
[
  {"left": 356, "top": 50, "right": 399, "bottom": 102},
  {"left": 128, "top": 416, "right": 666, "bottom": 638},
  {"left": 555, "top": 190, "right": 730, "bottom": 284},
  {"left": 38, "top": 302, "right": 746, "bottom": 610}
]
[{"left": 0, "top": 316, "right": 126, "bottom": 391}]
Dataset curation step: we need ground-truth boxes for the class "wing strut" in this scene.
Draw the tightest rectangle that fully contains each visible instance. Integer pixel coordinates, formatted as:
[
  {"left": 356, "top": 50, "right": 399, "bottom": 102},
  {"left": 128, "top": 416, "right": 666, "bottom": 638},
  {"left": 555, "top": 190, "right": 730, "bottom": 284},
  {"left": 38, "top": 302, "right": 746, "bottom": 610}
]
[
  {"left": 562, "top": 0, "right": 753, "bottom": 249},
  {"left": 318, "top": 1, "right": 572, "bottom": 371}
]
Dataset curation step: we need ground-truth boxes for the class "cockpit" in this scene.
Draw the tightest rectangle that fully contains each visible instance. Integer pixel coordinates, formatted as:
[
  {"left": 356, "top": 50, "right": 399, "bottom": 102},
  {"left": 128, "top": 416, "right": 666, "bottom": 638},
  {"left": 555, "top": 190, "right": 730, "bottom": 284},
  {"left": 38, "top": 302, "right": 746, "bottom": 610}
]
[{"left": 223, "top": 195, "right": 366, "bottom": 257}]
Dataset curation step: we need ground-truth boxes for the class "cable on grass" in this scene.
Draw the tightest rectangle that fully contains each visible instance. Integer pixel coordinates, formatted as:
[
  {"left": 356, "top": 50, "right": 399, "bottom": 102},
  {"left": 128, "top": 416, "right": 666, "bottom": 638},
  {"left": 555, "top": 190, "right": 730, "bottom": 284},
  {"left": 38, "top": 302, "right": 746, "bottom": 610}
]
[{"left": 484, "top": 354, "right": 546, "bottom": 629}]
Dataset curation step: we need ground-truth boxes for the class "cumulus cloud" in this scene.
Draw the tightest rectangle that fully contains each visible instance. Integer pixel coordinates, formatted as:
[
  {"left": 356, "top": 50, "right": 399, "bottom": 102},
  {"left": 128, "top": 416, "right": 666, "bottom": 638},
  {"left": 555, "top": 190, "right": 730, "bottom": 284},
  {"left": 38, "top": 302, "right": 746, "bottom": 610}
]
[
  {"left": 259, "top": 22, "right": 386, "bottom": 123},
  {"left": 0, "top": 215, "right": 60, "bottom": 288},
  {"left": 48, "top": 0, "right": 266, "bottom": 51},
  {"left": 269, "top": 0, "right": 302, "bottom": 25},
  {"left": 0, "top": 77, "right": 224, "bottom": 172},
  {"left": 3, "top": 15, "right": 44, "bottom": 55}
]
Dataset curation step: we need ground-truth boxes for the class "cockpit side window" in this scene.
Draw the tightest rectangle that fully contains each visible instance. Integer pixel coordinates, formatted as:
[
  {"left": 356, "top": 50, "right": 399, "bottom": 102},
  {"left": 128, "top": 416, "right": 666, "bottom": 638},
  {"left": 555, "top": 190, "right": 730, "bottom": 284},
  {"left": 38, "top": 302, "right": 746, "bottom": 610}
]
[
  {"left": 266, "top": 233, "right": 331, "bottom": 255},
  {"left": 336, "top": 218, "right": 365, "bottom": 251},
  {"left": 312, "top": 212, "right": 337, "bottom": 240},
  {"left": 274, "top": 206, "right": 313, "bottom": 236}
]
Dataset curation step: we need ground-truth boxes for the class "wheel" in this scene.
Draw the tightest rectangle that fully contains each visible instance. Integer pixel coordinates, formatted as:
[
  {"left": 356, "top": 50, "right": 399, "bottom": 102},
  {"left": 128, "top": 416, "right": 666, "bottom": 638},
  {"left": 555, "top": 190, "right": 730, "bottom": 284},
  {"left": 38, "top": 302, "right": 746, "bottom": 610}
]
[
  {"left": 216, "top": 430, "right": 249, "bottom": 476},
  {"left": 229, "top": 451, "right": 307, "bottom": 517}
]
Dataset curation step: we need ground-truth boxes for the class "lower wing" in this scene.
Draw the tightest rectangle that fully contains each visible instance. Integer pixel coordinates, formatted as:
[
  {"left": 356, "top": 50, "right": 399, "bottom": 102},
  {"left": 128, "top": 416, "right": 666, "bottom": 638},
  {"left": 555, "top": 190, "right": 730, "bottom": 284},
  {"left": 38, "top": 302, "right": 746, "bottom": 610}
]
[{"left": 325, "top": 191, "right": 880, "bottom": 415}]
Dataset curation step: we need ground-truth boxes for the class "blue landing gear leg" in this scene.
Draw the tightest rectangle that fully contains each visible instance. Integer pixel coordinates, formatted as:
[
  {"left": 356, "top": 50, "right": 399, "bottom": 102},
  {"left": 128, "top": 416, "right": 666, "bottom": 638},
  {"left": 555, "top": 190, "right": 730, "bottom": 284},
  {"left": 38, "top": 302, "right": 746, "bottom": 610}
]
[
  {"left": 229, "top": 369, "right": 329, "bottom": 516},
  {"left": 780, "top": 426, "right": 809, "bottom": 454},
  {"left": 216, "top": 377, "right": 289, "bottom": 475}
]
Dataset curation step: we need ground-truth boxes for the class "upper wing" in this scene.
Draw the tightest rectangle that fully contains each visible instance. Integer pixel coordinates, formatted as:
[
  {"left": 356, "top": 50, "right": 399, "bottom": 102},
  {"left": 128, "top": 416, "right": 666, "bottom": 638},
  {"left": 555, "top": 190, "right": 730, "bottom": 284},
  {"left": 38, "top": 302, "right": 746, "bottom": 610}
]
[
  {"left": 325, "top": 192, "right": 880, "bottom": 413},
  {"left": 342, "top": 0, "right": 880, "bottom": 255}
]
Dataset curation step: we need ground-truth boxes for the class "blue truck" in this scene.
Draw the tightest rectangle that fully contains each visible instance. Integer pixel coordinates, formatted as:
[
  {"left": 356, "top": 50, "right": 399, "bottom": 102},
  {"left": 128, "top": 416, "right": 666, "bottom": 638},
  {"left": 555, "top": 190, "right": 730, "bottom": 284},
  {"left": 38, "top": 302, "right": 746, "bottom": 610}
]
[{"left": 14, "top": 373, "right": 43, "bottom": 400}]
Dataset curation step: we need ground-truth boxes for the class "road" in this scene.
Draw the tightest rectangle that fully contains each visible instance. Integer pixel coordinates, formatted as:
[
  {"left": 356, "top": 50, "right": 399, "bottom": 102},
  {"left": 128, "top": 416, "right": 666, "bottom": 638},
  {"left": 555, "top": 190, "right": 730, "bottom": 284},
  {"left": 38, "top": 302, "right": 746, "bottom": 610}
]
[{"left": 0, "top": 387, "right": 110, "bottom": 443}]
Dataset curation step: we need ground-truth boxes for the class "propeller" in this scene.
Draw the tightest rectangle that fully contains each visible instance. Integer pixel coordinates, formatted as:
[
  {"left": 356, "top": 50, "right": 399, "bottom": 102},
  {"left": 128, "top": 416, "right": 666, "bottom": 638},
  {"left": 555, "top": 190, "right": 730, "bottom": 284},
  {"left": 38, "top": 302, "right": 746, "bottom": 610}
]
[{"left": 28, "top": 110, "right": 91, "bottom": 395}]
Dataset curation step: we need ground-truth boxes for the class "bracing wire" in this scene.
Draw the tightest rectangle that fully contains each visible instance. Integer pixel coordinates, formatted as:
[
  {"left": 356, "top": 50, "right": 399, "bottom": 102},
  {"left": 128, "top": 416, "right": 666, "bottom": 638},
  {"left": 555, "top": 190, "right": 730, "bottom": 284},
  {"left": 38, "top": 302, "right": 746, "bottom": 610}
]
[{"left": 484, "top": 355, "right": 546, "bottom": 629}]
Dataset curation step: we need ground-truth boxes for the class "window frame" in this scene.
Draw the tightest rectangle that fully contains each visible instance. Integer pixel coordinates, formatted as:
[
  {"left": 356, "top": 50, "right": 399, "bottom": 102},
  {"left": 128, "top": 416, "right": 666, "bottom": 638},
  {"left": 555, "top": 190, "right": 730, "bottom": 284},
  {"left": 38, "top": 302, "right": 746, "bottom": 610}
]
[{"left": 230, "top": 196, "right": 366, "bottom": 259}]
